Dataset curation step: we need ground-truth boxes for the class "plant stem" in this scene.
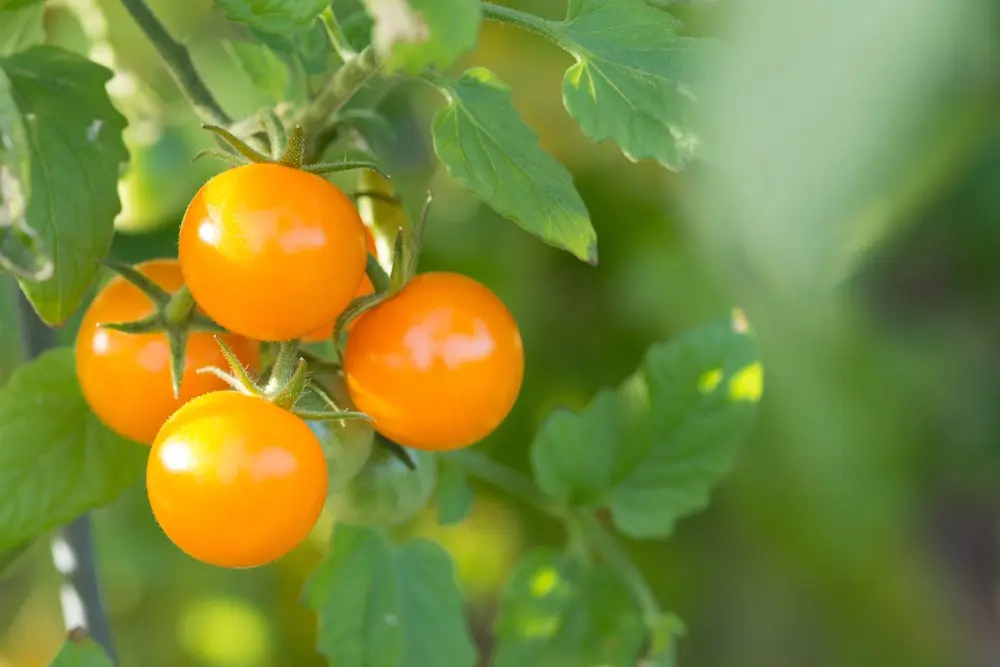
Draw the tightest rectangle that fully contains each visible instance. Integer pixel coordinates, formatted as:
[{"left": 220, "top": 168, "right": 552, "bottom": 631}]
[
  {"left": 446, "top": 450, "right": 565, "bottom": 520},
  {"left": 118, "top": 0, "right": 231, "bottom": 126},
  {"left": 295, "top": 46, "right": 380, "bottom": 161},
  {"left": 480, "top": 2, "right": 556, "bottom": 38},
  {"left": 16, "top": 293, "right": 117, "bottom": 663},
  {"left": 576, "top": 512, "right": 662, "bottom": 626},
  {"left": 320, "top": 7, "right": 356, "bottom": 60}
]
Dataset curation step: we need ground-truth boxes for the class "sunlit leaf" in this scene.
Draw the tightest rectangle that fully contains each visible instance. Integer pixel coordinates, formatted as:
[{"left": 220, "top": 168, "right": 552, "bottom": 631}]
[
  {"left": 531, "top": 311, "right": 762, "bottom": 538},
  {"left": 363, "top": 0, "right": 480, "bottom": 74}
]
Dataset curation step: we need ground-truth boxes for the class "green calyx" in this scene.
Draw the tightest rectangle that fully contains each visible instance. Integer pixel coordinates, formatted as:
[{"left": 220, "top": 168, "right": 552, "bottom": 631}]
[
  {"left": 197, "top": 115, "right": 389, "bottom": 179},
  {"left": 100, "top": 261, "right": 224, "bottom": 399},
  {"left": 199, "top": 338, "right": 371, "bottom": 424}
]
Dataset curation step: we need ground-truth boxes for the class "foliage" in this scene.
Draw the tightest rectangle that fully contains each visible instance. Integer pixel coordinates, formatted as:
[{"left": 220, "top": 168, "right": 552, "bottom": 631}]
[{"left": 0, "top": 1, "right": 770, "bottom": 666}]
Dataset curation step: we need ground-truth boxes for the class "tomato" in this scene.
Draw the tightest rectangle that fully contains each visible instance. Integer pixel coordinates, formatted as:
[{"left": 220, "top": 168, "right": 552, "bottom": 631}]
[
  {"left": 344, "top": 272, "right": 524, "bottom": 451},
  {"left": 179, "top": 163, "right": 367, "bottom": 341},
  {"left": 308, "top": 417, "right": 374, "bottom": 495},
  {"left": 326, "top": 446, "right": 437, "bottom": 526},
  {"left": 147, "top": 391, "right": 328, "bottom": 568},
  {"left": 75, "top": 259, "right": 259, "bottom": 445},
  {"left": 301, "top": 227, "right": 378, "bottom": 343}
]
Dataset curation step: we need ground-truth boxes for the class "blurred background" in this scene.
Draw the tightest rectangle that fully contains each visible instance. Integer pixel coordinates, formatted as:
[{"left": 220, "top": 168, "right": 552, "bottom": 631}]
[{"left": 2, "top": 0, "right": 999, "bottom": 665}]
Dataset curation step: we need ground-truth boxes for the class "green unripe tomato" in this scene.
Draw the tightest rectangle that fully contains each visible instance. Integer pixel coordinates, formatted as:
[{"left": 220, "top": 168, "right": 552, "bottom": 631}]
[
  {"left": 326, "top": 445, "right": 437, "bottom": 527},
  {"left": 307, "top": 416, "right": 374, "bottom": 496}
]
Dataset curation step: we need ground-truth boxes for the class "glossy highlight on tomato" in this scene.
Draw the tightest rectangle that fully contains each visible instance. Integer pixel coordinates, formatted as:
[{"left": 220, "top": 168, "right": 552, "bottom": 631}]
[
  {"left": 302, "top": 227, "right": 378, "bottom": 343},
  {"left": 74, "top": 259, "right": 259, "bottom": 445},
  {"left": 147, "top": 391, "right": 328, "bottom": 568},
  {"left": 179, "top": 163, "right": 367, "bottom": 341},
  {"left": 344, "top": 272, "right": 524, "bottom": 451},
  {"left": 326, "top": 446, "right": 437, "bottom": 526}
]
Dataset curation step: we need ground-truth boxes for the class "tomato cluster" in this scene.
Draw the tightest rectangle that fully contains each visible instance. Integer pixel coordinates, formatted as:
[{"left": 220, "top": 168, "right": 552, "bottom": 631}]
[{"left": 74, "top": 160, "right": 524, "bottom": 568}]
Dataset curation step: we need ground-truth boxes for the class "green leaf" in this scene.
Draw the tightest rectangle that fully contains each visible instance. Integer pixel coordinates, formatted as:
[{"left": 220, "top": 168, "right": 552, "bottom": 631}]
[
  {"left": 0, "top": 46, "right": 127, "bottom": 325},
  {"left": 248, "top": 19, "right": 333, "bottom": 76},
  {"left": 306, "top": 525, "right": 478, "bottom": 667},
  {"left": 49, "top": 631, "right": 114, "bottom": 667},
  {"left": 531, "top": 310, "right": 762, "bottom": 539},
  {"left": 436, "top": 463, "right": 474, "bottom": 525},
  {"left": 431, "top": 68, "right": 596, "bottom": 263},
  {"left": 0, "top": 3, "right": 45, "bottom": 56},
  {"left": 0, "top": 0, "right": 43, "bottom": 11},
  {"left": 545, "top": 0, "right": 712, "bottom": 170},
  {"left": 224, "top": 41, "right": 291, "bottom": 102},
  {"left": 492, "top": 549, "right": 646, "bottom": 667},
  {"left": 363, "top": 0, "right": 480, "bottom": 74},
  {"left": 0, "top": 349, "right": 147, "bottom": 550},
  {"left": 213, "top": 0, "right": 330, "bottom": 37},
  {"left": 0, "top": 61, "right": 51, "bottom": 282},
  {"left": 0, "top": 540, "right": 28, "bottom": 577}
]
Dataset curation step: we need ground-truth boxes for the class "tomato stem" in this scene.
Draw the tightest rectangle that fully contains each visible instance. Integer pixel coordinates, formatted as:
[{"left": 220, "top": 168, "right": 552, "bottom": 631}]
[
  {"left": 163, "top": 285, "right": 195, "bottom": 325},
  {"left": 277, "top": 126, "right": 306, "bottom": 167}
]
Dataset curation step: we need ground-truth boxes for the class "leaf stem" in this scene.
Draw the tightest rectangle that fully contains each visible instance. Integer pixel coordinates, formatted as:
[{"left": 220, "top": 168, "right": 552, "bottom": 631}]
[
  {"left": 117, "top": 0, "right": 231, "bottom": 126},
  {"left": 295, "top": 46, "right": 380, "bottom": 161},
  {"left": 320, "top": 7, "right": 356, "bottom": 60},
  {"left": 16, "top": 292, "right": 118, "bottom": 663},
  {"left": 575, "top": 512, "right": 661, "bottom": 627},
  {"left": 445, "top": 450, "right": 565, "bottom": 520},
  {"left": 480, "top": 2, "right": 556, "bottom": 39}
]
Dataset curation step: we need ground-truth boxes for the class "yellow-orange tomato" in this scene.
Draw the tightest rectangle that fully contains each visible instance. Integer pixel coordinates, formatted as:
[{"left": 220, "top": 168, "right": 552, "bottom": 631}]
[
  {"left": 344, "top": 272, "right": 524, "bottom": 451},
  {"left": 302, "top": 227, "right": 378, "bottom": 343},
  {"left": 75, "top": 259, "right": 259, "bottom": 445},
  {"left": 147, "top": 391, "right": 328, "bottom": 568},
  {"left": 179, "top": 163, "right": 367, "bottom": 341}
]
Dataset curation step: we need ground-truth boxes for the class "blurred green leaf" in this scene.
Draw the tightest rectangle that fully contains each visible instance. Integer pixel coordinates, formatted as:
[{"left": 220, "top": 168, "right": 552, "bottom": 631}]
[
  {"left": 531, "top": 311, "right": 762, "bottom": 539},
  {"left": 431, "top": 68, "right": 596, "bottom": 263},
  {"left": 341, "top": 10, "right": 375, "bottom": 52},
  {"left": 0, "top": 540, "right": 28, "bottom": 578},
  {"left": 549, "top": 0, "right": 709, "bottom": 170},
  {"left": 0, "top": 4, "right": 44, "bottom": 55},
  {"left": 0, "top": 0, "right": 42, "bottom": 10},
  {"left": 213, "top": 0, "right": 329, "bottom": 37},
  {"left": 0, "top": 46, "right": 127, "bottom": 325},
  {"left": 224, "top": 41, "right": 292, "bottom": 102},
  {"left": 436, "top": 463, "right": 474, "bottom": 525},
  {"left": 49, "top": 631, "right": 114, "bottom": 666},
  {"left": 306, "top": 525, "right": 478, "bottom": 667},
  {"left": 493, "top": 549, "right": 645, "bottom": 667},
  {"left": 0, "top": 349, "right": 147, "bottom": 550},
  {"left": 248, "top": 20, "right": 334, "bottom": 76},
  {"left": 363, "top": 0, "right": 480, "bottom": 74}
]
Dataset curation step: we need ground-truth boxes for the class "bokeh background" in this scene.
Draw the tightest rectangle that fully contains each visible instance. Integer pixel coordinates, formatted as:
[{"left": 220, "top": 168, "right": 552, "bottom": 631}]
[{"left": 2, "top": 0, "right": 999, "bottom": 665}]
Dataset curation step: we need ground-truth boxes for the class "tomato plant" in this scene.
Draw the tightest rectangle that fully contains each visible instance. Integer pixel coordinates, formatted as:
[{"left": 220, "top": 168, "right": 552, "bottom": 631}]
[{"left": 0, "top": 1, "right": 772, "bottom": 666}]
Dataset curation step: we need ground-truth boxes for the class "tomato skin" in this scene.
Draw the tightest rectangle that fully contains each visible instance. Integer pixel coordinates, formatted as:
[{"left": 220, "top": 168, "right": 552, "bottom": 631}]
[
  {"left": 179, "top": 163, "right": 367, "bottom": 341},
  {"left": 147, "top": 391, "right": 328, "bottom": 568},
  {"left": 301, "top": 228, "right": 378, "bottom": 343},
  {"left": 74, "top": 259, "right": 259, "bottom": 445},
  {"left": 344, "top": 272, "right": 524, "bottom": 451},
  {"left": 326, "top": 447, "right": 437, "bottom": 526}
]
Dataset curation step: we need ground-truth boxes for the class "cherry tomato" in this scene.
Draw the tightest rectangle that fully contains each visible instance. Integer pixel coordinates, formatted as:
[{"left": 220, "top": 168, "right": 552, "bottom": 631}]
[
  {"left": 75, "top": 259, "right": 259, "bottom": 445},
  {"left": 179, "top": 163, "right": 367, "bottom": 341},
  {"left": 301, "top": 227, "right": 378, "bottom": 343},
  {"left": 344, "top": 272, "right": 524, "bottom": 451},
  {"left": 147, "top": 391, "right": 328, "bottom": 568},
  {"left": 326, "top": 446, "right": 437, "bottom": 526}
]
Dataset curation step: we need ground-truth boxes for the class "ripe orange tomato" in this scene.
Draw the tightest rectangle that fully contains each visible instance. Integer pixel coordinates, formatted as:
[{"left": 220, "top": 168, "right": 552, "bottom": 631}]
[
  {"left": 301, "top": 227, "right": 378, "bottom": 343},
  {"left": 179, "top": 163, "right": 367, "bottom": 341},
  {"left": 75, "top": 259, "right": 259, "bottom": 445},
  {"left": 344, "top": 272, "right": 524, "bottom": 451},
  {"left": 147, "top": 391, "right": 328, "bottom": 568}
]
